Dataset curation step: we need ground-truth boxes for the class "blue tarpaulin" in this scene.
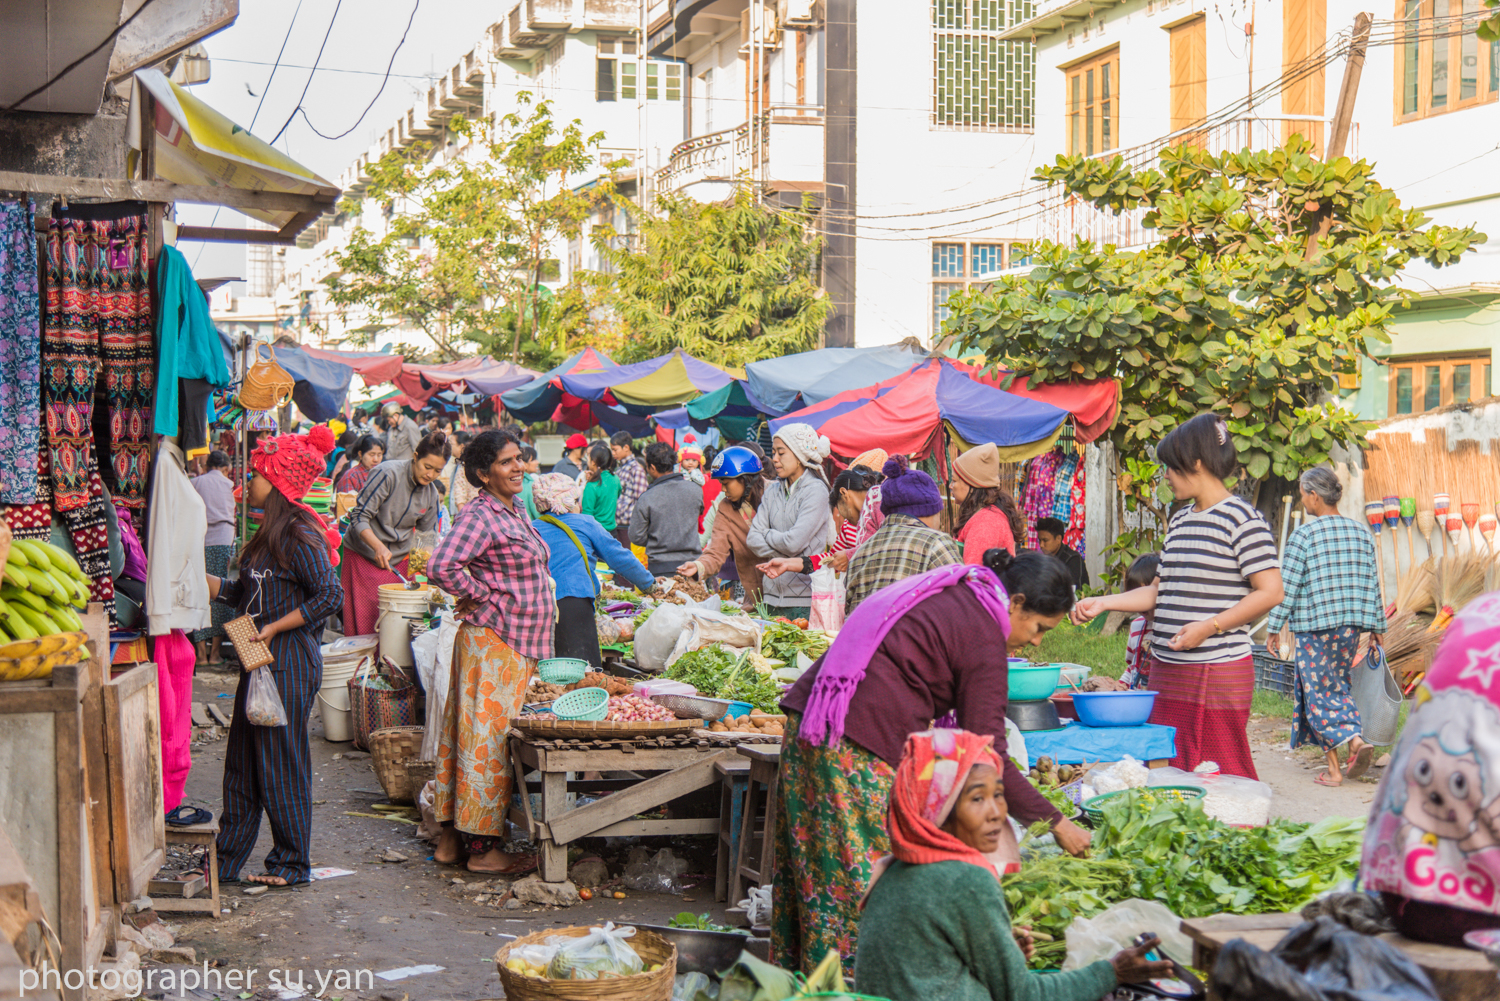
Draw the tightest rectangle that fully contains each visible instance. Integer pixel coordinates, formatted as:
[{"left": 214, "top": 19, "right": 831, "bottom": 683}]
[
  {"left": 745, "top": 343, "right": 924, "bottom": 413},
  {"left": 218, "top": 332, "right": 355, "bottom": 423},
  {"left": 499, "top": 347, "right": 620, "bottom": 424}
]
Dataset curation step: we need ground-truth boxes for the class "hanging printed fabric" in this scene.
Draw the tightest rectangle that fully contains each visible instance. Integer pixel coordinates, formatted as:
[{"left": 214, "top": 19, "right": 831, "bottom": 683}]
[
  {"left": 43, "top": 201, "right": 155, "bottom": 510},
  {"left": 1020, "top": 451, "right": 1063, "bottom": 549},
  {"left": 0, "top": 199, "right": 42, "bottom": 505},
  {"left": 1064, "top": 455, "right": 1087, "bottom": 557},
  {"left": 4, "top": 449, "right": 56, "bottom": 540}
]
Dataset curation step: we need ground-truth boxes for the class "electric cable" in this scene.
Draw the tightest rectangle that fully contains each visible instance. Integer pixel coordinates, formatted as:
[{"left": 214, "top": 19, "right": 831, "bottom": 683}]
[
  {"left": 283, "top": 0, "right": 423, "bottom": 142},
  {"left": 2, "top": 0, "right": 163, "bottom": 112},
  {"left": 269, "top": 0, "right": 346, "bottom": 144}
]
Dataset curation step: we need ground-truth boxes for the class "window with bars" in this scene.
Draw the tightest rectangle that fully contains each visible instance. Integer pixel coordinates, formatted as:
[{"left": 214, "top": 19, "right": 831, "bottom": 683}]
[
  {"left": 1066, "top": 47, "right": 1120, "bottom": 155},
  {"left": 1389, "top": 353, "right": 1493, "bottom": 414},
  {"left": 931, "top": 240, "right": 1028, "bottom": 332},
  {"left": 932, "top": 0, "right": 1035, "bottom": 131},
  {"left": 1397, "top": 0, "right": 1499, "bottom": 121}
]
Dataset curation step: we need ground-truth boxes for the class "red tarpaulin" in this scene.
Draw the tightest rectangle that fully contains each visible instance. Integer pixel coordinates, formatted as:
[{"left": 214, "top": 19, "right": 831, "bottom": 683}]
[
  {"left": 960, "top": 363, "right": 1119, "bottom": 443},
  {"left": 299, "top": 346, "right": 405, "bottom": 386},
  {"left": 394, "top": 357, "right": 507, "bottom": 407}
]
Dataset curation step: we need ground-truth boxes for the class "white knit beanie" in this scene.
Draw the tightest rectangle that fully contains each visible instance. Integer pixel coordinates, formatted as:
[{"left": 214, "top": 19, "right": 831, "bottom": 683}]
[{"left": 774, "top": 423, "right": 831, "bottom": 469}]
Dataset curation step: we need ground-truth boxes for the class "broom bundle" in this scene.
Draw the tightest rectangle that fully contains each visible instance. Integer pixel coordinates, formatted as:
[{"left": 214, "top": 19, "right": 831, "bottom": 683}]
[
  {"left": 1391, "top": 557, "right": 1437, "bottom": 617},
  {"left": 1429, "top": 551, "right": 1490, "bottom": 631},
  {"left": 1384, "top": 610, "right": 1443, "bottom": 662}
]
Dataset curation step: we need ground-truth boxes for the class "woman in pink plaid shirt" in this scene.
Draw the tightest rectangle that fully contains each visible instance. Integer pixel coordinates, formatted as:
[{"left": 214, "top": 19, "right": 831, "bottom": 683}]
[{"left": 428, "top": 429, "right": 554, "bottom": 875}]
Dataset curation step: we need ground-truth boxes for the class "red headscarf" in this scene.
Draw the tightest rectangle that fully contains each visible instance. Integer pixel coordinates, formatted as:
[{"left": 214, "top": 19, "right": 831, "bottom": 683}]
[{"left": 890, "top": 728, "right": 1015, "bottom": 875}]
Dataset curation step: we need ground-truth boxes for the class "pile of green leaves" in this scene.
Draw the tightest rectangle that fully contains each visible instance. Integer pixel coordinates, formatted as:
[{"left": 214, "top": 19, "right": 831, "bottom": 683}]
[
  {"left": 668, "top": 911, "right": 748, "bottom": 935},
  {"left": 1001, "top": 848, "right": 1137, "bottom": 969},
  {"left": 663, "top": 647, "right": 782, "bottom": 713},
  {"left": 761, "top": 622, "right": 830, "bottom": 663}
]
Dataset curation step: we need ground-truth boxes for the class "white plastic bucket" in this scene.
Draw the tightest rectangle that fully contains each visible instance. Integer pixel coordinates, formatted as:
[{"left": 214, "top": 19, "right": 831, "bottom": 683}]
[
  {"left": 376, "top": 583, "right": 430, "bottom": 669},
  {"left": 318, "top": 691, "right": 353, "bottom": 742},
  {"left": 316, "top": 653, "right": 366, "bottom": 742}
]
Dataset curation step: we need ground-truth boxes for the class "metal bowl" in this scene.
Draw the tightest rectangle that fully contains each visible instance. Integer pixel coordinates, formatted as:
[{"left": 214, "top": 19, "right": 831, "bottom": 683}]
[
  {"left": 650, "top": 693, "right": 732, "bottom": 721},
  {"left": 635, "top": 925, "right": 766, "bottom": 974}
]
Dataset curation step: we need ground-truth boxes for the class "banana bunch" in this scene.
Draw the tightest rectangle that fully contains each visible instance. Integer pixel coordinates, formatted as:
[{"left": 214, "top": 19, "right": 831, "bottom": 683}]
[
  {"left": 0, "top": 538, "right": 92, "bottom": 642},
  {"left": 0, "top": 631, "right": 89, "bottom": 681}
]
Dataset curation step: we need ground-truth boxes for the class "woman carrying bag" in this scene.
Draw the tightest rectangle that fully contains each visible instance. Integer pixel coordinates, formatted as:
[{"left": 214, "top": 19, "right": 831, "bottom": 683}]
[{"left": 208, "top": 426, "right": 344, "bottom": 889}]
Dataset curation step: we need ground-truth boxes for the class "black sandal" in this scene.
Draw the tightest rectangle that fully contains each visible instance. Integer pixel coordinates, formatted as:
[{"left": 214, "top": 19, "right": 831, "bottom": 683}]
[{"left": 166, "top": 806, "right": 213, "bottom": 827}]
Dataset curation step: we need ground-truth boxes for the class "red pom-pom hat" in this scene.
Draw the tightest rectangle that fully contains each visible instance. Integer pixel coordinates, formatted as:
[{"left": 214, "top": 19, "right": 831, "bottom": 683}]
[{"left": 250, "top": 425, "right": 343, "bottom": 567}]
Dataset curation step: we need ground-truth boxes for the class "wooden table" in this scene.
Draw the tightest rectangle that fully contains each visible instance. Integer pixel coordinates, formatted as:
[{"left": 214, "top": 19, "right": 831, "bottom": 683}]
[
  {"left": 148, "top": 819, "right": 221, "bottom": 918},
  {"left": 507, "top": 732, "right": 736, "bottom": 882},
  {"left": 732, "top": 744, "right": 780, "bottom": 905},
  {"left": 1181, "top": 912, "right": 1496, "bottom": 1001}
]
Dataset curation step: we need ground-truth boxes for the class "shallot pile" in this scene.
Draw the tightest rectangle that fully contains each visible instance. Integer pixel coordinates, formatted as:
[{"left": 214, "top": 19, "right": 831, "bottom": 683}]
[{"left": 605, "top": 695, "right": 677, "bottom": 722}]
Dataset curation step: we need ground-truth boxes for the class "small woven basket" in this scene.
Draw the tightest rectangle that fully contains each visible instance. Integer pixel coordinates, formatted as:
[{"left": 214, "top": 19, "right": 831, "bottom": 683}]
[
  {"left": 368, "top": 726, "right": 425, "bottom": 803},
  {"left": 537, "top": 657, "right": 589, "bottom": 686},
  {"left": 238, "top": 343, "right": 296, "bottom": 411},
  {"left": 551, "top": 687, "right": 609, "bottom": 721},
  {"left": 495, "top": 926, "right": 676, "bottom": 1001},
  {"left": 404, "top": 759, "right": 437, "bottom": 795}
]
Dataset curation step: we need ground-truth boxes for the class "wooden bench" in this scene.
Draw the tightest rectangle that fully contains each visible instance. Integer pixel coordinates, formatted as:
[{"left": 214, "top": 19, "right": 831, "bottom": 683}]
[
  {"left": 148, "top": 819, "right": 220, "bottom": 918},
  {"left": 732, "top": 744, "right": 780, "bottom": 907}
]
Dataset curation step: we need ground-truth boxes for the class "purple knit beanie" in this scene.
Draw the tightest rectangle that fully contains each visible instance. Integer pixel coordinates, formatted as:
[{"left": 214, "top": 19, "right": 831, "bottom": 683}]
[{"left": 879, "top": 455, "right": 944, "bottom": 517}]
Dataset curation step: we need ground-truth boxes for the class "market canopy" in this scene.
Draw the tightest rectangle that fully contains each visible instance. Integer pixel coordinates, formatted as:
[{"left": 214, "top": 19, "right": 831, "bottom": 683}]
[
  {"left": 218, "top": 333, "right": 354, "bottom": 423},
  {"left": 559, "top": 348, "right": 740, "bottom": 407},
  {"left": 770, "top": 358, "right": 1069, "bottom": 462},
  {"left": 656, "top": 380, "right": 778, "bottom": 441},
  {"left": 942, "top": 350, "right": 1119, "bottom": 443},
  {"left": 393, "top": 357, "right": 537, "bottom": 408},
  {"left": 300, "top": 346, "right": 405, "bottom": 386},
  {"left": 463, "top": 361, "right": 543, "bottom": 397},
  {"left": 745, "top": 343, "right": 926, "bottom": 413},
  {"left": 500, "top": 347, "right": 622, "bottom": 425}
]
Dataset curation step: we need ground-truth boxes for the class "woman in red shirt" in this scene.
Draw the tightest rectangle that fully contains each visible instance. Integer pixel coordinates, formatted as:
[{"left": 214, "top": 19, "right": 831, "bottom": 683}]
[{"left": 950, "top": 443, "right": 1025, "bottom": 563}]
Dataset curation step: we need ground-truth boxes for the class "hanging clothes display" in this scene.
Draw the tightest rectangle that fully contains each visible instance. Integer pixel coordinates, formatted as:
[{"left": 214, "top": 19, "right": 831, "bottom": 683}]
[
  {"left": 154, "top": 245, "right": 230, "bottom": 457},
  {"left": 43, "top": 201, "right": 155, "bottom": 510},
  {"left": 1064, "top": 456, "right": 1087, "bottom": 557},
  {"left": 146, "top": 440, "right": 210, "bottom": 636},
  {"left": 1020, "top": 450, "right": 1064, "bottom": 549},
  {"left": 0, "top": 199, "right": 42, "bottom": 505},
  {"left": 1018, "top": 446, "right": 1088, "bottom": 557}
]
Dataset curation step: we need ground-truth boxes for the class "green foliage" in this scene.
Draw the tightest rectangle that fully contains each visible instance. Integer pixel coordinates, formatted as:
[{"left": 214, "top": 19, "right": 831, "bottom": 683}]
[
  {"left": 1481, "top": 0, "right": 1500, "bottom": 42},
  {"left": 946, "top": 139, "right": 1484, "bottom": 553},
  {"left": 596, "top": 188, "right": 832, "bottom": 367},
  {"left": 323, "top": 93, "right": 613, "bottom": 360}
]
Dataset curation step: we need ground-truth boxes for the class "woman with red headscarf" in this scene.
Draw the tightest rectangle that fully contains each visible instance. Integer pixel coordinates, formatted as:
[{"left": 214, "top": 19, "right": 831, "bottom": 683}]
[
  {"left": 856, "top": 728, "right": 1172, "bottom": 1001},
  {"left": 207, "top": 426, "right": 344, "bottom": 889}
]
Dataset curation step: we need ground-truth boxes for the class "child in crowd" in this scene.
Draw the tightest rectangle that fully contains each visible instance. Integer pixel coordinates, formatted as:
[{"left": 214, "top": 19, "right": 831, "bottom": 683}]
[{"left": 1120, "top": 553, "right": 1161, "bottom": 690}]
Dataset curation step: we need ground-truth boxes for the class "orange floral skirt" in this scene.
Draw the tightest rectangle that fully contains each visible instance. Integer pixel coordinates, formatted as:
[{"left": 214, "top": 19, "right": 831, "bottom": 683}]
[{"left": 433, "top": 623, "right": 535, "bottom": 838}]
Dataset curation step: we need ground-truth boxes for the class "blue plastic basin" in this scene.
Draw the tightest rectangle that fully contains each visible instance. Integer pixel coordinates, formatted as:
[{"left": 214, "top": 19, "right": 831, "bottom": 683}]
[{"left": 1071, "top": 690, "right": 1157, "bottom": 727}]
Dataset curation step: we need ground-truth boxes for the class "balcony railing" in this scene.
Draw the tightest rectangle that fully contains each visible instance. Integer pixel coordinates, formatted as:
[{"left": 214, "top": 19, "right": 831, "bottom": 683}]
[
  {"left": 658, "top": 105, "right": 824, "bottom": 196},
  {"left": 1034, "top": 114, "right": 1355, "bottom": 251}
]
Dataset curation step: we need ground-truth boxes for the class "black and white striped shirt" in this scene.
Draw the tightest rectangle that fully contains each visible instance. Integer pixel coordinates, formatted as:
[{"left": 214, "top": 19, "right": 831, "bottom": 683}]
[{"left": 1151, "top": 495, "right": 1279, "bottom": 665}]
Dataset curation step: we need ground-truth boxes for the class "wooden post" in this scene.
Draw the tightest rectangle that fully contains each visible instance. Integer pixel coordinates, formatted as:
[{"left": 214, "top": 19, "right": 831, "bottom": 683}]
[{"left": 1303, "top": 12, "right": 1372, "bottom": 258}]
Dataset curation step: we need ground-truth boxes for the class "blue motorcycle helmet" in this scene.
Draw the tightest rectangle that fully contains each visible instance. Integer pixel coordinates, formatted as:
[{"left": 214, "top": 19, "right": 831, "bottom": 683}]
[{"left": 711, "top": 445, "right": 763, "bottom": 480}]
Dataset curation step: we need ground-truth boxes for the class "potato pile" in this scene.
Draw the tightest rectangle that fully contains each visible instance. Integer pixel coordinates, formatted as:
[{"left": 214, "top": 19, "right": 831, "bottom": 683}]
[
  {"left": 708, "top": 712, "right": 785, "bottom": 736},
  {"left": 526, "top": 671, "right": 635, "bottom": 704}
]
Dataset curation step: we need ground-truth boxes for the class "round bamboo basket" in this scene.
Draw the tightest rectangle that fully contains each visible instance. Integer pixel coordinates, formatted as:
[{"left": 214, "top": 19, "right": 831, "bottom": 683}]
[
  {"left": 368, "top": 726, "right": 425, "bottom": 803},
  {"left": 495, "top": 926, "right": 676, "bottom": 1001}
]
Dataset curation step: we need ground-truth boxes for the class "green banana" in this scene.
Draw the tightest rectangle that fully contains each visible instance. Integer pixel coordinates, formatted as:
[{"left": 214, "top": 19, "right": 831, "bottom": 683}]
[
  {"left": 12, "top": 540, "right": 51, "bottom": 573},
  {"left": 45, "top": 602, "right": 81, "bottom": 633},
  {"left": 2, "top": 564, "right": 31, "bottom": 591},
  {"left": 20, "top": 569, "right": 54, "bottom": 599},
  {"left": 4, "top": 544, "right": 27, "bottom": 568},
  {"left": 13, "top": 605, "right": 58, "bottom": 637},
  {"left": 68, "top": 575, "right": 90, "bottom": 608},
  {"left": 0, "top": 596, "right": 16, "bottom": 627},
  {"left": 43, "top": 570, "right": 78, "bottom": 607},
  {"left": 34, "top": 540, "right": 84, "bottom": 581},
  {"left": 2, "top": 586, "right": 44, "bottom": 613},
  {"left": 6, "top": 615, "right": 38, "bottom": 641}
]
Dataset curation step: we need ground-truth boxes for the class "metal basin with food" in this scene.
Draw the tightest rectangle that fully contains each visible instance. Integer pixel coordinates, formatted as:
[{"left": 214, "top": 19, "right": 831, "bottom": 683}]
[{"left": 636, "top": 925, "right": 769, "bottom": 974}]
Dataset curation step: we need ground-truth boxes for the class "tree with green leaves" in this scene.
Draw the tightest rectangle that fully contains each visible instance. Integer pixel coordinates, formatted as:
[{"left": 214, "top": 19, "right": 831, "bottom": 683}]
[
  {"left": 323, "top": 93, "right": 612, "bottom": 361},
  {"left": 596, "top": 188, "right": 831, "bottom": 368},
  {"left": 944, "top": 138, "right": 1484, "bottom": 579},
  {"left": 1482, "top": 1, "right": 1500, "bottom": 43}
]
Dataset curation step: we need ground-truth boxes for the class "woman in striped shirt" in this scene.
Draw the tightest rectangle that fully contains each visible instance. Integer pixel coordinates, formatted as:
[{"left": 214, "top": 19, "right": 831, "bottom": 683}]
[{"left": 1072, "top": 415, "right": 1283, "bottom": 779}]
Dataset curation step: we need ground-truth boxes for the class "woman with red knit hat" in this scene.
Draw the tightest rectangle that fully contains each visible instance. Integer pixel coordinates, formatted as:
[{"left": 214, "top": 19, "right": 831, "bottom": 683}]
[{"left": 207, "top": 425, "right": 344, "bottom": 889}]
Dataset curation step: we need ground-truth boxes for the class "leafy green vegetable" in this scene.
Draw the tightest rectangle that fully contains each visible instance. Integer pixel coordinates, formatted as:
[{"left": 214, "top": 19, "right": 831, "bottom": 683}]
[
  {"left": 761, "top": 621, "right": 830, "bottom": 662},
  {"left": 662, "top": 647, "right": 782, "bottom": 712},
  {"left": 668, "top": 911, "right": 746, "bottom": 934}
]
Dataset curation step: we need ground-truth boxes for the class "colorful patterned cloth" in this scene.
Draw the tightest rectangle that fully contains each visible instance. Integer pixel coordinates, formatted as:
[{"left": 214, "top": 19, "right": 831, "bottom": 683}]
[
  {"left": 1064, "top": 455, "right": 1087, "bottom": 556},
  {"left": 338, "top": 550, "right": 410, "bottom": 638},
  {"left": 615, "top": 455, "right": 649, "bottom": 526},
  {"left": 427, "top": 491, "right": 555, "bottom": 661},
  {"left": 842, "top": 513, "right": 963, "bottom": 614},
  {"left": 1020, "top": 451, "right": 1062, "bottom": 549},
  {"left": 887, "top": 728, "right": 1011, "bottom": 875},
  {"left": 0, "top": 199, "right": 41, "bottom": 505},
  {"left": 772, "top": 712, "right": 896, "bottom": 979},
  {"left": 1291, "top": 626, "right": 1365, "bottom": 751},
  {"left": 1146, "top": 652, "right": 1258, "bottom": 779},
  {"left": 433, "top": 623, "right": 534, "bottom": 839},
  {"left": 1268, "top": 515, "right": 1386, "bottom": 635},
  {"left": 336, "top": 463, "right": 372, "bottom": 495},
  {"left": 43, "top": 202, "right": 155, "bottom": 509}
]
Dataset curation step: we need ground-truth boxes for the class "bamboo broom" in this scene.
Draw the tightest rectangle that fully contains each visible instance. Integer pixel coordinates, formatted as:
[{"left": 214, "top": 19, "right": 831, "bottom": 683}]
[
  {"left": 1456, "top": 440, "right": 1487, "bottom": 553},
  {"left": 1391, "top": 556, "right": 1437, "bottom": 617},
  {"left": 1380, "top": 432, "right": 1416, "bottom": 572},
  {"left": 1411, "top": 430, "right": 1437, "bottom": 558},
  {"left": 1429, "top": 429, "right": 1453, "bottom": 556},
  {"left": 1364, "top": 437, "right": 1394, "bottom": 598},
  {"left": 1430, "top": 551, "right": 1488, "bottom": 631}
]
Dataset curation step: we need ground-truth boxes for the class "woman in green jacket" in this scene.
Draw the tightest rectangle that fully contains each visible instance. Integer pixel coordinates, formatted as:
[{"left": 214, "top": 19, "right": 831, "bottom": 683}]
[
  {"left": 855, "top": 728, "right": 1171, "bottom": 1000},
  {"left": 580, "top": 442, "right": 621, "bottom": 533}
]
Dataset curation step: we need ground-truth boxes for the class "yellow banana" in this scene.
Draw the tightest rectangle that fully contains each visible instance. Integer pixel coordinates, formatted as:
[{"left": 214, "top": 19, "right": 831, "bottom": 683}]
[{"left": 0, "top": 631, "right": 87, "bottom": 661}]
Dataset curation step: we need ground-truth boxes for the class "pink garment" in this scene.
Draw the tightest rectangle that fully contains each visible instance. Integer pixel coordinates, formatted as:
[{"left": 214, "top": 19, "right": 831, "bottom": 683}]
[
  {"left": 956, "top": 505, "right": 1016, "bottom": 564},
  {"left": 854, "top": 483, "right": 885, "bottom": 548},
  {"left": 156, "top": 630, "right": 195, "bottom": 811}
]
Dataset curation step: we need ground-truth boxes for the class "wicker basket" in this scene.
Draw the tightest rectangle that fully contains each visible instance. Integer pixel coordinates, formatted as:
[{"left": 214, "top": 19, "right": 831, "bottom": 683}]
[
  {"left": 368, "top": 726, "right": 425, "bottom": 803},
  {"left": 495, "top": 926, "right": 676, "bottom": 1001},
  {"left": 238, "top": 342, "right": 296, "bottom": 411},
  {"left": 404, "top": 759, "right": 437, "bottom": 795}
]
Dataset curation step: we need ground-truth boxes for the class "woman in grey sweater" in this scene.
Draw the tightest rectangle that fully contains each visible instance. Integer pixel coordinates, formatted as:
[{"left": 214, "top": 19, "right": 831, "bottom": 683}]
[{"left": 747, "top": 423, "right": 833, "bottom": 617}]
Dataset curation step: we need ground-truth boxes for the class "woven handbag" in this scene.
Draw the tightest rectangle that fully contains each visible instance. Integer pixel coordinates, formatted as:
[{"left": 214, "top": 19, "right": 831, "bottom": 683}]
[
  {"left": 347, "top": 659, "right": 422, "bottom": 751},
  {"left": 238, "top": 343, "right": 296, "bottom": 411}
]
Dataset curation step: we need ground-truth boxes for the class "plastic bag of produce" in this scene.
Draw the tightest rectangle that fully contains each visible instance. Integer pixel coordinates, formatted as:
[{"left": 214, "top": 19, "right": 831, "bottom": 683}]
[
  {"left": 1062, "top": 899, "right": 1194, "bottom": 971},
  {"left": 808, "top": 564, "right": 845, "bottom": 633},
  {"left": 597, "top": 612, "right": 623, "bottom": 645},
  {"left": 546, "top": 922, "right": 644, "bottom": 980},
  {"left": 673, "top": 971, "right": 713, "bottom": 1001},
  {"left": 666, "top": 609, "right": 762, "bottom": 668},
  {"left": 505, "top": 942, "right": 560, "bottom": 979},
  {"left": 1210, "top": 916, "right": 1440, "bottom": 1001},
  {"left": 634, "top": 603, "right": 690, "bottom": 672},
  {"left": 245, "top": 667, "right": 288, "bottom": 727},
  {"left": 1147, "top": 767, "right": 1273, "bottom": 826},
  {"left": 1090, "top": 756, "right": 1150, "bottom": 794}
]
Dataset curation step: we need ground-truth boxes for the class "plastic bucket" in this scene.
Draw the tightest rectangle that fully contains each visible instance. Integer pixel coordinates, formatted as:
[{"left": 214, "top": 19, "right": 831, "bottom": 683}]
[
  {"left": 318, "top": 691, "right": 354, "bottom": 742},
  {"left": 377, "top": 583, "right": 431, "bottom": 669}
]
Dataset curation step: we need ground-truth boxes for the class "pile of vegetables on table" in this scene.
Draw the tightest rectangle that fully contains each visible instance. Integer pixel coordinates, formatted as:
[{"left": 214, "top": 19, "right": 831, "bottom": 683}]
[
  {"left": 707, "top": 712, "right": 786, "bottom": 736},
  {"left": 1003, "top": 789, "right": 1366, "bottom": 969},
  {"left": 527, "top": 672, "right": 634, "bottom": 703},
  {"left": 604, "top": 695, "right": 678, "bottom": 722},
  {"left": 662, "top": 646, "right": 786, "bottom": 714}
]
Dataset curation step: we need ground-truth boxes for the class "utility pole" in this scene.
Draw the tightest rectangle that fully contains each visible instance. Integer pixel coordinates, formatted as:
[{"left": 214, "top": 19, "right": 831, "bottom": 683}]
[{"left": 1304, "top": 12, "right": 1371, "bottom": 258}]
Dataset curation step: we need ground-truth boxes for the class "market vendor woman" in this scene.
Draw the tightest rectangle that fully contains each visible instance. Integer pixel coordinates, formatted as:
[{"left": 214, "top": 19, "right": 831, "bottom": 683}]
[
  {"left": 340, "top": 431, "right": 449, "bottom": 636},
  {"left": 772, "top": 549, "right": 1087, "bottom": 977}
]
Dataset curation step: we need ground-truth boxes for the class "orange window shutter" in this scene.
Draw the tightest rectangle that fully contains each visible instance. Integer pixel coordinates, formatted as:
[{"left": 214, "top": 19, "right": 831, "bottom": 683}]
[
  {"left": 1169, "top": 16, "right": 1207, "bottom": 140},
  {"left": 1281, "top": 0, "right": 1327, "bottom": 151}
]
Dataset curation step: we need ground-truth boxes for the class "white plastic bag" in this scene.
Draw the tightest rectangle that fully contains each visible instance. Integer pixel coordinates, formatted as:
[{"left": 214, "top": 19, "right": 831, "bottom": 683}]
[
  {"left": 1147, "top": 767, "right": 1273, "bottom": 826},
  {"left": 1062, "top": 899, "right": 1195, "bottom": 971},
  {"left": 808, "top": 564, "right": 846, "bottom": 632},
  {"left": 546, "top": 922, "right": 644, "bottom": 980},
  {"left": 1091, "top": 756, "right": 1150, "bottom": 794},
  {"left": 415, "top": 615, "right": 460, "bottom": 761},
  {"left": 623, "top": 847, "right": 690, "bottom": 894},
  {"left": 245, "top": 667, "right": 288, "bottom": 727},
  {"left": 633, "top": 603, "right": 690, "bottom": 672},
  {"left": 666, "top": 609, "right": 761, "bottom": 668}
]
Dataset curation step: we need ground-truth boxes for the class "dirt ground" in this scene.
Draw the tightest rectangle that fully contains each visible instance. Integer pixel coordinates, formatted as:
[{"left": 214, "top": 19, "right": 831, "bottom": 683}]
[
  {"left": 157, "top": 667, "right": 734, "bottom": 1001},
  {"left": 1246, "top": 714, "right": 1383, "bottom": 823}
]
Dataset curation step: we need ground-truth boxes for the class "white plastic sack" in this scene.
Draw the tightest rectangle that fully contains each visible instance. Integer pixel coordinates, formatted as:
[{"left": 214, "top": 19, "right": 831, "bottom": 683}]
[
  {"left": 1062, "top": 899, "right": 1195, "bottom": 971},
  {"left": 416, "top": 615, "right": 460, "bottom": 761},
  {"left": 416, "top": 779, "right": 440, "bottom": 842},
  {"left": 1147, "top": 767, "right": 1274, "bottom": 826},
  {"left": 1091, "top": 756, "right": 1151, "bottom": 794},
  {"left": 546, "top": 922, "right": 644, "bottom": 980},
  {"left": 808, "top": 564, "right": 846, "bottom": 632},
  {"left": 665, "top": 608, "right": 762, "bottom": 668},
  {"left": 633, "top": 603, "right": 690, "bottom": 672}
]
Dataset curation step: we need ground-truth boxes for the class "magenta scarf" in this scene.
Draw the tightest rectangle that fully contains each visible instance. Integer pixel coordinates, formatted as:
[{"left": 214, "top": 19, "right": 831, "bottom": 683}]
[{"left": 798, "top": 563, "right": 1012, "bottom": 747}]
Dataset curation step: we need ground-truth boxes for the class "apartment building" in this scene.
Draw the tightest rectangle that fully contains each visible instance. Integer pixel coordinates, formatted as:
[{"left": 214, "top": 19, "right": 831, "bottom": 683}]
[{"left": 1001, "top": 0, "right": 1500, "bottom": 419}]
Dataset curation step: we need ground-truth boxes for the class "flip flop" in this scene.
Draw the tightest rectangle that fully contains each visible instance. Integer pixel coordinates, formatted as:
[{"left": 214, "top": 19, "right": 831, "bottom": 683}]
[
  {"left": 236, "top": 874, "right": 308, "bottom": 892},
  {"left": 165, "top": 806, "right": 213, "bottom": 827},
  {"left": 1314, "top": 771, "right": 1343, "bottom": 787},
  {"left": 467, "top": 853, "right": 538, "bottom": 877},
  {"left": 1346, "top": 743, "right": 1375, "bottom": 780}
]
